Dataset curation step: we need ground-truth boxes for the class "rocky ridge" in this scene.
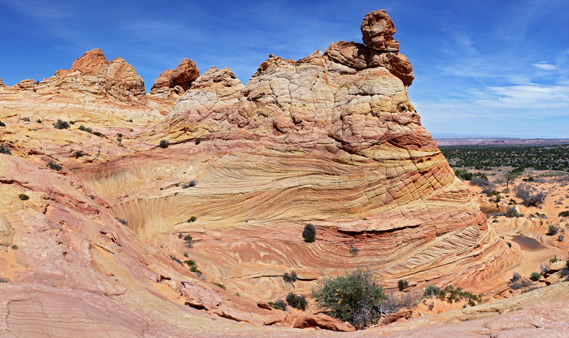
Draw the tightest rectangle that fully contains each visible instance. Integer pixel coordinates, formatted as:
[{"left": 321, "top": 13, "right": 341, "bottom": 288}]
[
  {"left": 0, "top": 8, "right": 552, "bottom": 337},
  {"left": 150, "top": 58, "right": 200, "bottom": 98}
]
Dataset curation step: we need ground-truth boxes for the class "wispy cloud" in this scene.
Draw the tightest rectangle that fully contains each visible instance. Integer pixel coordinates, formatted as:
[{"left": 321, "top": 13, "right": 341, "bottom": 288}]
[{"left": 532, "top": 62, "right": 559, "bottom": 71}]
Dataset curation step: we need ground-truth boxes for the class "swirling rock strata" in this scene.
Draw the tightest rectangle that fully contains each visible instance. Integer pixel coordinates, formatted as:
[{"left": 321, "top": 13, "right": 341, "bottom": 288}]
[{"left": 113, "top": 9, "right": 513, "bottom": 297}]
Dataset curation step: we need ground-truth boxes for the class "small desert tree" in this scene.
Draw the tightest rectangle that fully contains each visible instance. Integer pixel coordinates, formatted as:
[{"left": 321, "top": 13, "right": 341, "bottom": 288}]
[
  {"left": 505, "top": 170, "right": 521, "bottom": 190},
  {"left": 312, "top": 269, "right": 385, "bottom": 329}
]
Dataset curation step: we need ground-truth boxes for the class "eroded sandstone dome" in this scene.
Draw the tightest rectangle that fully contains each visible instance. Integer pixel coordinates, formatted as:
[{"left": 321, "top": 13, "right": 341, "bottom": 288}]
[{"left": 0, "top": 9, "right": 525, "bottom": 337}]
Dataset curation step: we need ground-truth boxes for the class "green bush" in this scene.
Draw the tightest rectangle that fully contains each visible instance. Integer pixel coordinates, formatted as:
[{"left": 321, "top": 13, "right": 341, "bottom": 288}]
[
  {"left": 54, "top": 119, "right": 70, "bottom": 129},
  {"left": 302, "top": 223, "right": 316, "bottom": 243},
  {"left": 159, "top": 140, "right": 169, "bottom": 148},
  {"left": 18, "top": 194, "right": 29, "bottom": 201},
  {"left": 183, "top": 235, "right": 193, "bottom": 248},
  {"left": 78, "top": 125, "right": 93, "bottom": 133},
  {"left": 530, "top": 272, "right": 541, "bottom": 281},
  {"left": 423, "top": 285, "right": 441, "bottom": 298},
  {"left": 286, "top": 293, "right": 308, "bottom": 310},
  {"left": 312, "top": 269, "right": 385, "bottom": 329},
  {"left": 398, "top": 279, "right": 409, "bottom": 291},
  {"left": 546, "top": 225, "right": 558, "bottom": 236},
  {"left": 558, "top": 211, "right": 569, "bottom": 218},
  {"left": 505, "top": 206, "right": 520, "bottom": 218},
  {"left": 283, "top": 271, "right": 297, "bottom": 283},
  {"left": 268, "top": 300, "right": 287, "bottom": 311},
  {"left": 47, "top": 161, "right": 63, "bottom": 171},
  {"left": 213, "top": 282, "right": 226, "bottom": 290},
  {"left": 422, "top": 285, "right": 480, "bottom": 306}
]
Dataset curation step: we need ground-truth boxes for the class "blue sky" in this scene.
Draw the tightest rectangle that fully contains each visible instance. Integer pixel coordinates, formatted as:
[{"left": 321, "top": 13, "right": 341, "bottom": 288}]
[{"left": 1, "top": 0, "right": 568, "bottom": 138}]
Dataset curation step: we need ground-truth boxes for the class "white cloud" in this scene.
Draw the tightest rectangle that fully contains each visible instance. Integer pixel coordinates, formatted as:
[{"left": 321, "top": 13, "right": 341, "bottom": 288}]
[{"left": 532, "top": 63, "right": 559, "bottom": 71}]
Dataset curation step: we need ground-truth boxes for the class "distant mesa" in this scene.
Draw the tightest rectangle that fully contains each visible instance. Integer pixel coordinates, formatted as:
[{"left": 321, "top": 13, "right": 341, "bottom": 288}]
[{"left": 150, "top": 58, "right": 200, "bottom": 98}]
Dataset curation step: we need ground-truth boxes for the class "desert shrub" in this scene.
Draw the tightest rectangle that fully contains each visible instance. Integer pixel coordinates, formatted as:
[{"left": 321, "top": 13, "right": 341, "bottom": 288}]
[
  {"left": 187, "top": 216, "right": 197, "bottom": 223},
  {"left": 18, "top": 193, "right": 29, "bottom": 201},
  {"left": 213, "top": 282, "right": 226, "bottom": 290},
  {"left": 509, "top": 278, "right": 533, "bottom": 290},
  {"left": 36, "top": 119, "right": 42, "bottom": 123},
  {"left": 0, "top": 121, "right": 5, "bottom": 127},
  {"left": 268, "top": 300, "right": 287, "bottom": 311},
  {"left": 509, "top": 272, "right": 521, "bottom": 284},
  {"left": 54, "top": 119, "right": 70, "bottom": 129},
  {"left": 184, "top": 235, "right": 193, "bottom": 248},
  {"left": 195, "top": 139, "right": 201, "bottom": 145},
  {"left": 546, "top": 225, "right": 559, "bottom": 236},
  {"left": 182, "top": 180, "right": 197, "bottom": 188},
  {"left": 349, "top": 243, "right": 359, "bottom": 256},
  {"left": 0, "top": 144, "right": 11, "bottom": 155},
  {"left": 302, "top": 223, "right": 316, "bottom": 243},
  {"left": 505, "top": 206, "right": 520, "bottom": 218},
  {"left": 455, "top": 169, "right": 473, "bottom": 181},
  {"left": 74, "top": 151, "right": 84, "bottom": 158},
  {"left": 190, "top": 265, "right": 198, "bottom": 272},
  {"left": 515, "top": 185, "right": 545, "bottom": 207},
  {"left": 423, "top": 285, "right": 441, "bottom": 298},
  {"left": 47, "top": 161, "right": 62, "bottom": 171},
  {"left": 558, "top": 211, "right": 569, "bottom": 218},
  {"left": 78, "top": 125, "right": 93, "bottom": 133},
  {"left": 422, "top": 285, "right": 480, "bottom": 306},
  {"left": 92, "top": 131, "right": 105, "bottom": 138},
  {"left": 379, "top": 290, "right": 422, "bottom": 315},
  {"left": 530, "top": 272, "right": 541, "bottom": 281},
  {"left": 286, "top": 293, "right": 308, "bottom": 310},
  {"left": 558, "top": 235, "right": 564, "bottom": 242},
  {"left": 470, "top": 177, "right": 493, "bottom": 188},
  {"left": 159, "top": 140, "right": 169, "bottom": 148},
  {"left": 184, "top": 259, "right": 196, "bottom": 267},
  {"left": 169, "top": 255, "right": 184, "bottom": 266},
  {"left": 312, "top": 269, "right": 385, "bottom": 329},
  {"left": 550, "top": 256, "right": 559, "bottom": 264},
  {"left": 398, "top": 279, "right": 409, "bottom": 291},
  {"left": 283, "top": 271, "right": 297, "bottom": 283},
  {"left": 11, "top": 245, "right": 17, "bottom": 250},
  {"left": 115, "top": 218, "right": 128, "bottom": 226}
]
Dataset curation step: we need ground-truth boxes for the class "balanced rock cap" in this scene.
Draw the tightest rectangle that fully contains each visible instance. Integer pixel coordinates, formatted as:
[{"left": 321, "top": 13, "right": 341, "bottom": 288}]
[{"left": 361, "top": 9, "right": 400, "bottom": 52}]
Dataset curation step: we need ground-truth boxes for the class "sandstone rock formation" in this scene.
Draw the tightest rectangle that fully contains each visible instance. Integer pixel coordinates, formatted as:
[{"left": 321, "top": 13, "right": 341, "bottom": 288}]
[
  {"left": 42, "top": 48, "right": 147, "bottom": 104},
  {"left": 0, "top": 8, "right": 537, "bottom": 337},
  {"left": 0, "top": 77, "right": 4, "bottom": 87},
  {"left": 0, "top": 49, "right": 168, "bottom": 123},
  {"left": 78, "top": 9, "right": 515, "bottom": 304},
  {"left": 150, "top": 58, "right": 199, "bottom": 98},
  {"left": 12, "top": 79, "right": 37, "bottom": 91},
  {"left": 361, "top": 9, "right": 400, "bottom": 52}
]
